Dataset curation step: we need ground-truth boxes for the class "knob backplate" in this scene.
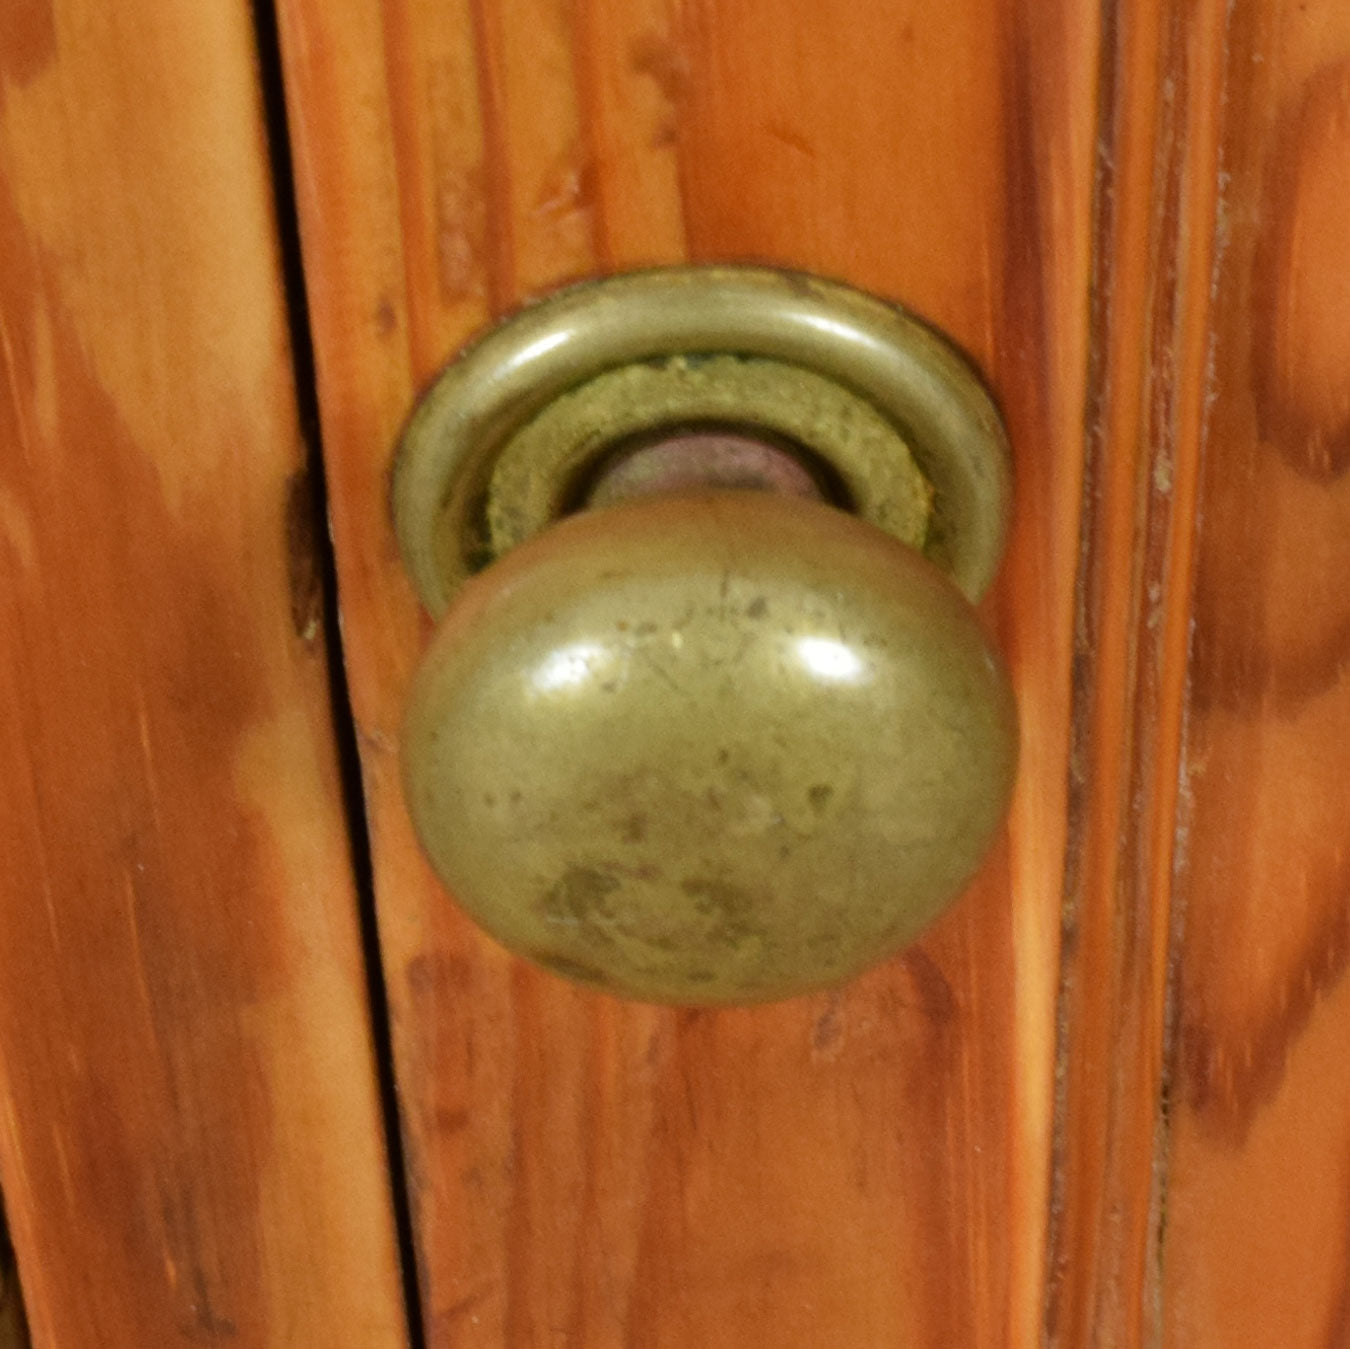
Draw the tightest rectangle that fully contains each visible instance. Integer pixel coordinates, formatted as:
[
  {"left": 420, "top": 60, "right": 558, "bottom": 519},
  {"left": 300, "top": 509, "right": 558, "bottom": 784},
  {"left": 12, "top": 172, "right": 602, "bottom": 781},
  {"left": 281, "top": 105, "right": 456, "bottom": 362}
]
[{"left": 393, "top": 266, "right": 1012, "bottom": 614}]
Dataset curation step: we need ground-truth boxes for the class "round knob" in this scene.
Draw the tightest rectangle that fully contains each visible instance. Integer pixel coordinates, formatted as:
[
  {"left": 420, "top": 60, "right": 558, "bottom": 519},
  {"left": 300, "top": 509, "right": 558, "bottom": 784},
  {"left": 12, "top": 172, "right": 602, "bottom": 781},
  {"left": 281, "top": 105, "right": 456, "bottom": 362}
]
[
  {"left": 394, "top": 266, "right": 1018, "bottom": 1004},
  {"left": 403, "top": 490, "right": 1016, "bottom": 1004}
]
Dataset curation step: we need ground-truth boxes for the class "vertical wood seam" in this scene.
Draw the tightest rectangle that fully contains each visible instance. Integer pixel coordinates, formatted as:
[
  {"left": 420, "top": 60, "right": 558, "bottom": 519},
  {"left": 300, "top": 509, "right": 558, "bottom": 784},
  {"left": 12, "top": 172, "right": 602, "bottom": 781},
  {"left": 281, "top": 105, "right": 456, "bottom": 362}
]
[
  {"left": 1148, "top": 0, "right": 1234, "bottom": 1334},
  {"left": 1043, "top": 0, "right": 1128, "bottom": 1333},
  {"left": 0, "top": 1201, "right": 30, "bottom": 1349},
  {"left": 249, "top": 1, "right": 425, "bottom": 1343},
  {"left": 1046, "top": 0, "right": 1231, "bottom": 1341}
]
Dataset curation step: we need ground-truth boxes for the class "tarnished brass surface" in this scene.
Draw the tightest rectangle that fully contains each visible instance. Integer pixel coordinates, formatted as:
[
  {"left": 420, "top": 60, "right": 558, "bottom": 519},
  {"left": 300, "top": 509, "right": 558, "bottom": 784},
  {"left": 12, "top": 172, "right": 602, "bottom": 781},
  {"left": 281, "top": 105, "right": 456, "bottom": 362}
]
[
  {"left": 393, "top": 266, "right": 1012, "bottom": 615},
  {"left": 403, "top": 492, "right": 1017, "bottom": 1005},
  {"left": 395, "top": 266, "right": 1018, "bottom": 1003},
  {"left": 487, "top": 354, "right": 933, "bottom": 558}
]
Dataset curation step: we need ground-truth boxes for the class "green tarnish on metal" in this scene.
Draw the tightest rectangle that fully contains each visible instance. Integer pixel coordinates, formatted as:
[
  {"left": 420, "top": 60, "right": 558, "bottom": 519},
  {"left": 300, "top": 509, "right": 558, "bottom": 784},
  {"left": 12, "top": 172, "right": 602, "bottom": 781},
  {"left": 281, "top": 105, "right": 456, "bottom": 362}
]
[
  {"left": 393, "top": 265, "right": 1012, "bottom": 615},
  {"left": 486, "top": 353, "right": 934, "bottom": 561},
  {"left": 403, "top": 493, "right": 1018, "bottom": 1005},
  {"left": 392, "top": 265, "right": 1018, "bottom": 1005}
]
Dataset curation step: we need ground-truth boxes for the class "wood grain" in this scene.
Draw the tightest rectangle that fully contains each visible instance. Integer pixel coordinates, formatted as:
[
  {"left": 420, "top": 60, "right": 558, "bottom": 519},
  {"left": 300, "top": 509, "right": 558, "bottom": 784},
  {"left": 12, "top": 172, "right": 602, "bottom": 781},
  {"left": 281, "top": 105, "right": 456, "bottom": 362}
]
[
  {"left": 275, "top": 0, "right": 1097, "bottom": 1342},
  {"left": 0, "top": 1, "right": 408, "bottom": 1344},
  {"left": 1043, "top": 0, "right": 1228, "bottom": 1341},
  {"left": 1159, "top": 1, "right": 1350, "bottom": 1344}
]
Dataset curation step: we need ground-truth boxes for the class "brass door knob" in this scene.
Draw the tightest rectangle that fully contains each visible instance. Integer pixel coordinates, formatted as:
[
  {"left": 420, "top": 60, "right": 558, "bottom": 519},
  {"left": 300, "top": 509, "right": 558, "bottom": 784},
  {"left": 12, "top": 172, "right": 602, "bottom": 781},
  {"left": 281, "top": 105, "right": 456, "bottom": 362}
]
[{"left": 395, "top": 267, "right": 1017, "bottom": 1005}]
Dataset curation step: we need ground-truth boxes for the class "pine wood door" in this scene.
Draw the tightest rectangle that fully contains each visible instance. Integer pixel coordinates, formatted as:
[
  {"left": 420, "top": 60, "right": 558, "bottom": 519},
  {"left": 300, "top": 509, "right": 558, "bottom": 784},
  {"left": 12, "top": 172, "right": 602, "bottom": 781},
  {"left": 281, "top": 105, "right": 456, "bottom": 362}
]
[
  {"left": 2, "top": 0, "right": 1348, "bottom": 1345},
  {"left": 0, "top": 0, "right": 408, "bottom": 1344}
]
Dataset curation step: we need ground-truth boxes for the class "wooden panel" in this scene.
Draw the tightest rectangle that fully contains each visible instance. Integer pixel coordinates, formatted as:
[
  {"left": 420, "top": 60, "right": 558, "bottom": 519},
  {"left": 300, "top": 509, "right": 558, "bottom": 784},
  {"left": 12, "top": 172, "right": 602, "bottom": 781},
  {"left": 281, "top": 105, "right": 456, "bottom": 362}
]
[
  {"left": 1159, "top": 1, "right": 1350, "bottom": 1344},
  {"left": 276, "top": 0, "right": 1096, "bottom": 1343},
  {"left": 0, "top": 2, "right": 408, "bottom": 1345}
]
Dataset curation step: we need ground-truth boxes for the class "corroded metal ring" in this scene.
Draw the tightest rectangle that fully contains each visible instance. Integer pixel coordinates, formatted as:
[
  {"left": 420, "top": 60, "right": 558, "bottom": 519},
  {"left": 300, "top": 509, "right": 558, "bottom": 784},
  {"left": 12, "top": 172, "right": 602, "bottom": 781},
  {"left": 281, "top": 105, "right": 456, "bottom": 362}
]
[
  {"left": 487, "top": 354, "right": 934, "bottom": 560},
  {"left": 394, "top": 266, "right": 1012, "bottom": 616}
]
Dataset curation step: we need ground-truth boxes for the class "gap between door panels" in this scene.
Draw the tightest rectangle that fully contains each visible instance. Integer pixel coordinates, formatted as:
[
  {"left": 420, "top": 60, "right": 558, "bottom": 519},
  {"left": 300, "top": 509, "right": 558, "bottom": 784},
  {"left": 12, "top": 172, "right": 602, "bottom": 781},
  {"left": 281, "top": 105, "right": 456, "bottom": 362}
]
[
  {"left": 0, "top": 1203, "right": 31, "bottom": 1349},
  {"left": 249, "top": 2, "right": 430, "bottom": 1346}
]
